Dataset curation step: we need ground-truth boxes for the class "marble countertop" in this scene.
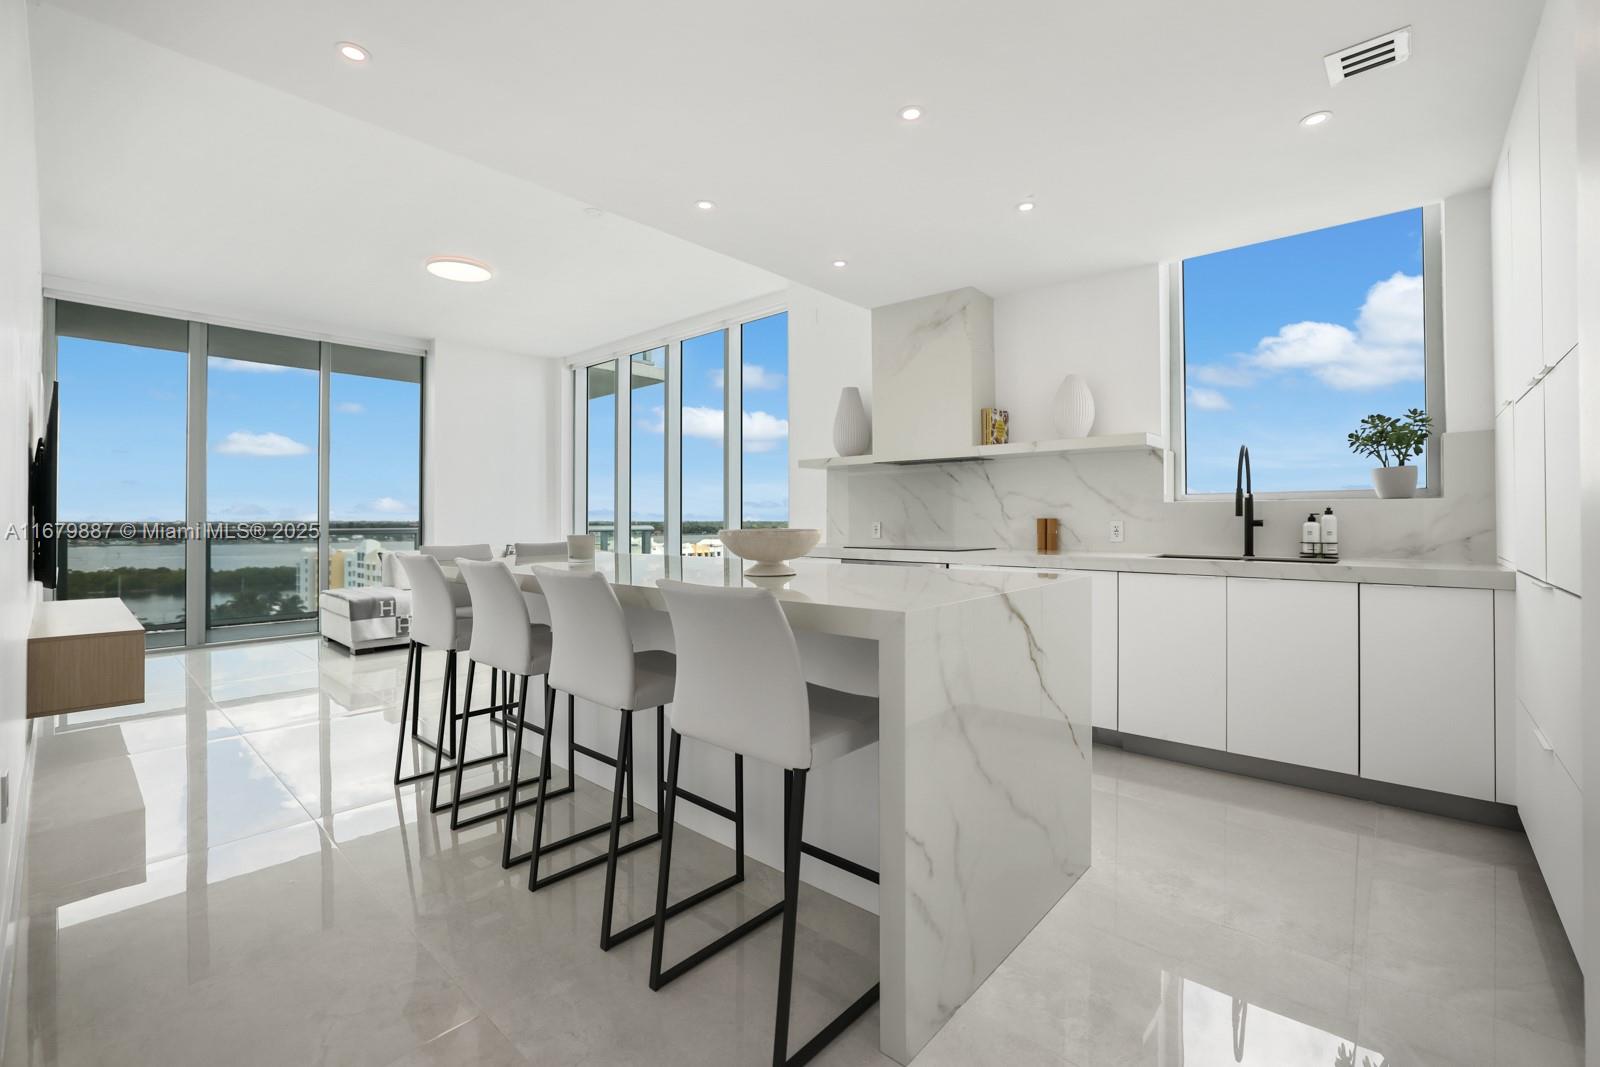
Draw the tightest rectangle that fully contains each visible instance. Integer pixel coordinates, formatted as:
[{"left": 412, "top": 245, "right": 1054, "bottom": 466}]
[
  {"left": 807, "top": 544, "right": 1516, "bottom": 590},
  {"left": 454, "top": 554, "right": 1083, "bottom": 638}
]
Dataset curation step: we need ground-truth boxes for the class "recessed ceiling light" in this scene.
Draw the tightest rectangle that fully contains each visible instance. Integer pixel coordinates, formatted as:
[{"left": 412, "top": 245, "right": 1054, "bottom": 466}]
[
  {"left": 899, "top": 105, "right": 923, "bottom": 122},
  {"left": 1300, "top": 110, "right": 1333, "bottom": 128},
  {"left": 425, "top": 256, "right": 492, "bottom": 283},
  {"left": 337, "top": 41, "right": 370, "bottom": 63},
  {"left": 695, "top": 200, "right": 716, "bottom": 211},
  {"left": 831, "top": 260, "right": 848, "bottom": 269},
  {"left": 1017, "top": 200, "right": 1036, "bottom": 213}
]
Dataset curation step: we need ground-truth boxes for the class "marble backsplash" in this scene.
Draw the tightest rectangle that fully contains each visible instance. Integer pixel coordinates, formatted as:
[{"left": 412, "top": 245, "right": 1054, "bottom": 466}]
[{"left": 826, "top": 429, "right": 1496, "bottom": 563}]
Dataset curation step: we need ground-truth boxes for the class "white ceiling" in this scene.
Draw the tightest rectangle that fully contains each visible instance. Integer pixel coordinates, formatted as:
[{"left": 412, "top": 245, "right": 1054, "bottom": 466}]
[
  {"left": 35, "top": 0, "right": 1539, "bottom": 338},
  {"left": 29, "top": 6, "right": 785, "bottom": 357}
]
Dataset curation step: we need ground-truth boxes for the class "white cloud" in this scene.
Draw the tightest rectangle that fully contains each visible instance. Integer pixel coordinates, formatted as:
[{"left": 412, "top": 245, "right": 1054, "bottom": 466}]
[
  {"left": 210, "top": 357, "right": 289, "bottom": 374},
  {"left": 711, "top": 366, "right": 785, "bottom": 390},
  {"left": 216, "top": 431, "right": 311, "bottom": 457},
  {"left": 741, "top": 410, "right": 789, "bottom": 452},
  {"left": 336, "top": 401, "right": 365, "bottom": 414},
  {"left": 1199, "top": 272, "right": 1424, "bottom": 392},
  {"left": 683, "top": 405, "right": 724, "bottom": 439},
  {"left": 1187, "top": 386, "right": 1231, "bottom": 412},
  {"left": 370, "top": 496, "right": 408, "bottom": 514}
]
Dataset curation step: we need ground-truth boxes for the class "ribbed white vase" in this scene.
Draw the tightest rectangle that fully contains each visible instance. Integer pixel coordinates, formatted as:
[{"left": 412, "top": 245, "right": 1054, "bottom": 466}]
[
  {"left": 832, "top": 387, "right": 871, "bottom": 457},
  {"left": 1051, "top": 374, "right": 1096, "bottom": 439}
]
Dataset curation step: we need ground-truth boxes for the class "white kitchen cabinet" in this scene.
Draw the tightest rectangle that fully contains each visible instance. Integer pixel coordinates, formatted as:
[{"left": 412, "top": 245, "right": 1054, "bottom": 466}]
[
  {"left": 1538, "top": 0, "right": 1578, "bottom": 365},
  {"left": 1495, "top": 404, "right": 1515, "bottom": 566},
  {"left": 1515, "top": 573, "right": 1582, "bottom": 783},
  {"left": 1225, "top": 578, "right": 1357, "bottom": 774},
  {"left": 1495, "top": 589, "right": 1516, "bottom": 805},
  {"left": 1543, "top": 353, "right": 1580, "bottom": 594},
  {"left": 1513, "top": 387, "right": 1547, "bottom": 581},
  {"left": 1507, "top": 58, "right": 1544, "bottom": 395},
  {"left": 1359, "top": 585, "right": 1495, "bottom": 801},
  {"left": 1118, "top": 572, "right": 1225, "bottom": 749},
  {"left": 1516, "top": 702, "right": 1584, "bottom": 952},
  {"left": 1080, "top": 570, "right": 1118, "bottom": 730},
  {"left": 1490, "top": 149, "right": 1516, "bottom": 407}
]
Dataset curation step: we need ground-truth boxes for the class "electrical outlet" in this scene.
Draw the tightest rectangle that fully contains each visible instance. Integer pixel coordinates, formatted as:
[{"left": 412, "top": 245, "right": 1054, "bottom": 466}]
[
  {"left": 1109, "top": 520, "right": 1125, "bottom": 544},
  {"left": 871, "top": 521, "right": 883, "bottom": 539}
]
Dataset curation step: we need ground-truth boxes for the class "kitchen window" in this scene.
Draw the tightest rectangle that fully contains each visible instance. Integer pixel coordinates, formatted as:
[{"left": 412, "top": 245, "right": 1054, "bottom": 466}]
[
  {"left": 572, "top": 303, "right": 788, "bottom": 557},
  {"left": 1173, "top": 206, "right": 1443, "bottom": 497}
]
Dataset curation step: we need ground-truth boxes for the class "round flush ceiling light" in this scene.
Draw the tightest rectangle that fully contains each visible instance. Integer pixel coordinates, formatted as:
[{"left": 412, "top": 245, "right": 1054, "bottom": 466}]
[
  {"left": 695, "top": 199, "right": 716, "bottom": 211},
  {"left": 1017, "top": 200, "right": 1036, "bottom": 213},
  {"left": 831, "top": 259, "right": 848, "bottom": 269},
  {"left": 899, "top": 105, "right": 923, "bottom": 122},
  {"left": 337, "top": 41, "right": 370, "bottom": 63},
  {"left": 425, "top": 256, "right": 493, "bottom": 283},
  {"left": 1300, "top": 110, "right": 1333, "bottom": 128}
]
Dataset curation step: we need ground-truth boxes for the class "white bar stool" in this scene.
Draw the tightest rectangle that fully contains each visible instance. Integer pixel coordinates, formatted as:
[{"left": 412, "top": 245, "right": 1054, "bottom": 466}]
[
  {"left": 525, "top": 566, "right": 748, "bottom": 952},
  {"left": 394, "top": 553, "right": 505, "bottom": 811},
  {"left": 651, "top": 580, "right": 880, "bottom": 1067},
  {"left": 451, "top": 559, "right": 569, "bottom": 833}
]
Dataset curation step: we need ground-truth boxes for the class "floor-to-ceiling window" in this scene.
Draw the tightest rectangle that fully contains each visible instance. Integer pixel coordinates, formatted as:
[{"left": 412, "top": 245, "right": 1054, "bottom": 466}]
[
  {"left": 585, "top": 360, "right": 618, "bottom": 549},
  {"left": 206, "top": 327, "right": 321, "bottom": 638},
  {"left": 53, "top": 304, "right": 190, "bottom": 645},
  {"left": 573, "top": 304, "right": 786, "bottom": 556},
  {"left": 740, "top": 311, "right": 789, "bottom": 529},
  {"left": 48, "top": 299, "right": 424, "bottom": 647},
  {"left": 679, "top": 329, "right": 726, "bottom": 554},
  {"left": 630, "top": 347, "right": 666, "bottom": 554},
  {"left": 328, "top": 343, "right": 423, "bottom": 590}
]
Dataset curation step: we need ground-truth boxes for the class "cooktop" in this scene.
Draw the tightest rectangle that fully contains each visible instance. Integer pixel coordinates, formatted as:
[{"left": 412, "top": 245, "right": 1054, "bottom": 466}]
[{"left": 842, "top": 545, "right": 994, "bottom": 552}]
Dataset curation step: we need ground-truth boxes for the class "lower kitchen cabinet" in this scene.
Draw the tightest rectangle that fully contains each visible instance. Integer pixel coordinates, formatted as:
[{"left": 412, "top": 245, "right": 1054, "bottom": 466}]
[
  {"left": 1359, "top": 585, "right": 1496, "bottom": 801},
  {"left": 1516, "top": 702, "right": 1584, "bottom": 951},
  {"left": 1080, "top": 570, "right": 1118, "bottom": 730},
  {"left": 1118, "top": 572, "right": 1226, "bottom": 749},
  {"left": 1226, "top": 578, "right": 1358, "bottom": 774},
  {"left": 1515, "top": 573, "right": 1582, "bottom": 782}
]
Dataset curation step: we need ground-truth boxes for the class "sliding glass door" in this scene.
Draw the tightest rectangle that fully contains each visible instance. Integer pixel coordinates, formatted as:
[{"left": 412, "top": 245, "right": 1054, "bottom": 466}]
[
  {"left": 205, "top": 327, "right": 321, "bottom": 640},
  {"left": 49, "top": 299, "right": 424, "bottom": 647},
  {"left": 53, "top": 304, "right": 190, "bottom": 645}
]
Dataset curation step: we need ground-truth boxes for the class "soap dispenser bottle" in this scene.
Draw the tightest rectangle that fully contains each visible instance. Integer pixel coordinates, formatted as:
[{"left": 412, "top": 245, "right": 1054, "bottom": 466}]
[
  {"left": 1319, "top": 507, "right": 1339, "bottom": 560},
  {"left": 1301, "top": 514, "right": 1321, "bottom": 558}
]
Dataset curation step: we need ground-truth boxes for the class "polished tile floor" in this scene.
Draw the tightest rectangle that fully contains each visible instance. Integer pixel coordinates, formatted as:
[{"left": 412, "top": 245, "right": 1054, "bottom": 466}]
[{"left": 4, "top": 636, "right": 1584, "bottom": 1066}]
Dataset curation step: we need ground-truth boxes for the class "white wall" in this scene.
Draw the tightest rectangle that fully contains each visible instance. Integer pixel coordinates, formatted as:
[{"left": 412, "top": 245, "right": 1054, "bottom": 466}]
[
  {"left": 1443, "top": 188, "right": 1497, "bottom": 433},
  {"left": 787, "top": 283, "right": 871, "bottom": 533},
  {"left": 0, "top": 0, "right": 42, "bottom": 1041},
  {"left": 994, "top": 264, "right": 1167, "bottom": 440},
  {"left": 424, "top": 340, "right": 564, "bottom": 548},
  {"left": 1577, "top": 0, "right": 1600, "bottom": 1025}
]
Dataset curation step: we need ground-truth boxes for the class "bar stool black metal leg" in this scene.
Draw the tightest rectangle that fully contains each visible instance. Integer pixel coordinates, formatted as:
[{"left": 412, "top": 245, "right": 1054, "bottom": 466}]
[
  {"left": 408, "top": 640, "right": 423, "bottom": 742},
  {"left": 448, "top": 658, "right": 478, "bottom": 826},
  {"left": 526, "top": 688, "right": 559, "bottom": 889},
  {"left": 598, "top": 709, "right": 632, "bottom": 948},
  {"left": 655, "top": 706, "right": 665, "bottom": 818},
  {"left": 648, "top": 729, "right": 683, "bottom": 987},
  {"left": 500, "top": 676, "right": 532, "bottom": 868},
  {"left": 503, "top": 681, "right": 578, "bottom": 869},
  {"left": 429, "top": 652, "right": 458, "bottom": 813},
  {"left": 392, "top": 641, "right": 420, "bottom": 785},
  {"left": 773, "top": 769, "right": 806, "bottom": 1066}
]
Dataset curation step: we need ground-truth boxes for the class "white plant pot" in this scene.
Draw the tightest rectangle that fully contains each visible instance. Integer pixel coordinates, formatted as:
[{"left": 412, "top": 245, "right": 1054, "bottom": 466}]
[
  {"left": 1371, "top": 465, "right": 1419, "bottom": 499},
  {"left": 832, "top": 387, "right": 871, "bottom": 457},
  {"left": 1051, "top": 374, "right": 1096, "bottom": 439}
]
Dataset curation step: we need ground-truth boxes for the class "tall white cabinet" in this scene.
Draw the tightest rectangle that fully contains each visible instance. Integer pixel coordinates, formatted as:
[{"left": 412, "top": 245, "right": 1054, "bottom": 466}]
[{"left": 1491, "top": 0, "right": 1583, "bottom": 955}]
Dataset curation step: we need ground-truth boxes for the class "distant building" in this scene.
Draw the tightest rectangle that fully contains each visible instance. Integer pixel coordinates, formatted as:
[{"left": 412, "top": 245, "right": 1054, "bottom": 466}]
[{"left": 295, "top": 539, "right": 387, "bottom": 604}]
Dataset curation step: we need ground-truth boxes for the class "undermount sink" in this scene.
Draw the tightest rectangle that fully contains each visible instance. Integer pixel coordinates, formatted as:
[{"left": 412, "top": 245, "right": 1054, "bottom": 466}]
[{"left": 1155, "top": 552, "right": 1338, "bottom": 564}]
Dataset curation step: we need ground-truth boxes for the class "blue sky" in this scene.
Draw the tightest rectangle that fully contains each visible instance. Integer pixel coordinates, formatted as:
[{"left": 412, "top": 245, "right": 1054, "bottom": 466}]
[
  {"left": 590, "top": 311, "right": 790, "bottom": 531},
  {"left": 57, "top": 337, "right": 420, "bottom": 522},
  {"left": 1183, "top": 207, "right": 1426, "bottom": 494}
]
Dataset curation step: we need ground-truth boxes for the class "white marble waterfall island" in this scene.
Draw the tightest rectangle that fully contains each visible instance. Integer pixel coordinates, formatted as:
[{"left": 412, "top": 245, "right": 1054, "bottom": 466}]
[{"left": 506, "top": 555, "right": 1093, "bottom": 1062}]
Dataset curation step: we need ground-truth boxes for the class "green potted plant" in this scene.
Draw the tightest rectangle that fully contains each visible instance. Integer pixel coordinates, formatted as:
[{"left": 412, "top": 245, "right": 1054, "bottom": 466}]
[{"left": 1347, "top": 409, "right": 1433, "bottom": 498}]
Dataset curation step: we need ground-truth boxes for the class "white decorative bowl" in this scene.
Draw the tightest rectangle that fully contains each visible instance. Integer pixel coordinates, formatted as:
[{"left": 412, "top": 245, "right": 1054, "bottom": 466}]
[{"left": 718, "top": 528, "right": 821, "bottom": 577}]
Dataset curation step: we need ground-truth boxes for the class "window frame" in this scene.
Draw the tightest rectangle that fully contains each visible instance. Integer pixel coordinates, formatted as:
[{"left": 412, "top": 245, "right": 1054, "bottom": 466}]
[
  {"left": 569, "top": 295, "right": 788, "bottom": 552},
  {"left": 1169, "top": 202, "right": 1446, "bottom": 501}
]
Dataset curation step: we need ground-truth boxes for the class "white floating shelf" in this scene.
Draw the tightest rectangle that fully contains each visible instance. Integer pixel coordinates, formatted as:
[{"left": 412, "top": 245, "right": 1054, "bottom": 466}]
[{"left": 797, "top": 432, "right": 1166, "bottom": 470}]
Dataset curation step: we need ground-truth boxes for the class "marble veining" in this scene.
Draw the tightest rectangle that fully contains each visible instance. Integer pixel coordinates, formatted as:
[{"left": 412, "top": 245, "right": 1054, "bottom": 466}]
[{"left": 824, "top": 428, "right": 1496, "bottom": 565}]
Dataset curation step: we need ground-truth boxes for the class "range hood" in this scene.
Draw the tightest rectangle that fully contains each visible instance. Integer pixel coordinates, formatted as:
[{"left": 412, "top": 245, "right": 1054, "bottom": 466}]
[{"left": 871, "top": 287, "right": 994, "bottom": 457}]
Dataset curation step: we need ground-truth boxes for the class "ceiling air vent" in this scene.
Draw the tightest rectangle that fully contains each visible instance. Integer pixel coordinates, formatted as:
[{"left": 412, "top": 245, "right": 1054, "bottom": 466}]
[{"left": 1324, "top": 27, "right": 1411, "bottom": 85}]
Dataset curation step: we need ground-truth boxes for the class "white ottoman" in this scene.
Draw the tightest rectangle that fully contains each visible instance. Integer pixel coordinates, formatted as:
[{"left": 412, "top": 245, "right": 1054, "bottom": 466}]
[{"left": 319, "top": 586, "right": 412, "bottom": 653}]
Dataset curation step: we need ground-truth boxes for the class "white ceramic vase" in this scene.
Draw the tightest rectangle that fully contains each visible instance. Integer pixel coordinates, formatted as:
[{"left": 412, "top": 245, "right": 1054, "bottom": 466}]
[
  {"left": 832, "top": 387, "right": 871, "bottom": 457},
  {"left": 1051, "top": 374, "right": 1096, "bottom": 439},
  {"left": 1370, "top": 465, "right": 1419, "bottom": 499}
]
